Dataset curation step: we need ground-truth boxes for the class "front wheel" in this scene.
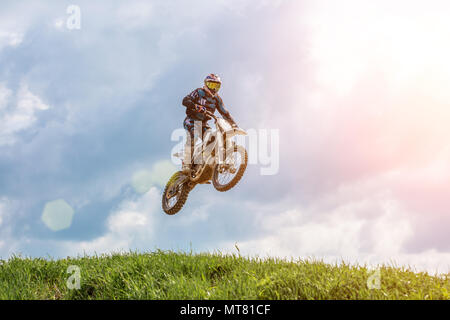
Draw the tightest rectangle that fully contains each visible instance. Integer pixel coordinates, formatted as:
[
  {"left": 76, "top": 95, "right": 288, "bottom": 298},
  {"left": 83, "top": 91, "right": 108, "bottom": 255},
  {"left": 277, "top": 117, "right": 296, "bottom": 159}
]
[
  {"left": 212, "top": 145, "right": 248, "bottom": 192},
  {"left": 162, "top": 171, "right": 190, "bottom": 215}
]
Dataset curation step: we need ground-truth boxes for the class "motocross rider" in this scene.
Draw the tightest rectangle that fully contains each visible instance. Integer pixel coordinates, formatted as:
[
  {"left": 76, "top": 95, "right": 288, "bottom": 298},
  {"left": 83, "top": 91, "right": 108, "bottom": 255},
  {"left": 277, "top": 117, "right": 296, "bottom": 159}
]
[{"left": 181, "top": 74, "right": 238, "bottom": 174}]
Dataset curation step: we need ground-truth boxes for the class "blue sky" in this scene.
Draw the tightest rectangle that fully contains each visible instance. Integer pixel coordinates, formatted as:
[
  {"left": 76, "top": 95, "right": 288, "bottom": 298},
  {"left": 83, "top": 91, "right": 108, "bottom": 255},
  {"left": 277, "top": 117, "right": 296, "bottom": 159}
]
[{"left": 1, "top": 0, "right": 450, "bottom": 274}]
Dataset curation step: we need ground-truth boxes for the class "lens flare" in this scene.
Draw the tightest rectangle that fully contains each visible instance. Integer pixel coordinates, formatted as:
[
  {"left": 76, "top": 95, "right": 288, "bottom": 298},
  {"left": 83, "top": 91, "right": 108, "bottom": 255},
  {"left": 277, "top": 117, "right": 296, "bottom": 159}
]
[{"left": 41, "top": 199, "right": 74, "bottom": 231}]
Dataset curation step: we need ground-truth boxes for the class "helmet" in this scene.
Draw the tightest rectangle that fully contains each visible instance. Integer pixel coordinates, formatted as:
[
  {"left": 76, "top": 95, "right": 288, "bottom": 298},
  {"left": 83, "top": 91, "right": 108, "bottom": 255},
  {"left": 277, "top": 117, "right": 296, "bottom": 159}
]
[{"left": 204, "top": 74, "right": 221, "bottom": 94}]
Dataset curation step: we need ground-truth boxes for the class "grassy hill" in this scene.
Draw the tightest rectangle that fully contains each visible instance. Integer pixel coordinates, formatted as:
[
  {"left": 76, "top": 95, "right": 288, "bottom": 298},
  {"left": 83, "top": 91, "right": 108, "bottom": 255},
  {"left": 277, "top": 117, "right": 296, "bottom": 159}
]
[{"left": 0, "top": 250, "right": 448, "bottom": 299}]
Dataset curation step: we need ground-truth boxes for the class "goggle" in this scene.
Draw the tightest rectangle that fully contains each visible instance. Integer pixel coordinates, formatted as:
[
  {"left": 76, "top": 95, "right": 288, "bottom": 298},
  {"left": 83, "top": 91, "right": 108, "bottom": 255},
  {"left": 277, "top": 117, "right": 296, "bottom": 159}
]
[{"left": 206, "top": 81, "right": 221, "bottom": 91}]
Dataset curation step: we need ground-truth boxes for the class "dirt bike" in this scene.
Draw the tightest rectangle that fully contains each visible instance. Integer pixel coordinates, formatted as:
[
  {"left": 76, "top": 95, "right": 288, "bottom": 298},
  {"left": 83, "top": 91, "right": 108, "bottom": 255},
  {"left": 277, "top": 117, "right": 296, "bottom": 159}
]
[{"left": 162, "top": 110, "right": 248, "bottom": 215}]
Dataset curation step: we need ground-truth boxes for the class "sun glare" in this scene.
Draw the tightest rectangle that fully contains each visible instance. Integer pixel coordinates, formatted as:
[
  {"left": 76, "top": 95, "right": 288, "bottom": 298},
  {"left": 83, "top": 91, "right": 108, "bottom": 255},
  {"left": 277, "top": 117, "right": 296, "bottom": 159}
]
[{"left": 305, "top": 0, "right": 450, "bottom": 102}]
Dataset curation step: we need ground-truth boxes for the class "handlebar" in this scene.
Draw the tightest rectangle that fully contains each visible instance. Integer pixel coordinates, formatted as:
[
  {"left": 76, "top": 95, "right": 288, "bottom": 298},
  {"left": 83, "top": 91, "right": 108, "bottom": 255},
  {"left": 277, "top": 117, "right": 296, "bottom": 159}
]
[
  {"left": 204, "top": 110, "right": 218, "bottom": 121},
  {"left": 201, "top": 108, "right": 243, "bottom": 134},
  {"left": 198, "top": 107, "right": 237, "bottom": 129}
]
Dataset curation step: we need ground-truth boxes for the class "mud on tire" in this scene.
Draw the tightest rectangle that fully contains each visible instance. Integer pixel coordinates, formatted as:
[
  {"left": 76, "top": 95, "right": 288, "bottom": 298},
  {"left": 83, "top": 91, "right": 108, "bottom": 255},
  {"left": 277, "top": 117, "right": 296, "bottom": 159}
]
[{"left": 162, "top": 171, "right": 190, "bottom": 215}]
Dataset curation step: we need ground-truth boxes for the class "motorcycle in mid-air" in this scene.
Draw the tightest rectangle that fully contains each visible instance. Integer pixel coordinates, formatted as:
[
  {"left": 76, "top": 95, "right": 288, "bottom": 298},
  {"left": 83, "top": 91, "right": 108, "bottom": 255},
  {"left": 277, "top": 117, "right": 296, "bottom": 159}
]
[{"left": 162, "top": 110, "right": 248, "bottom": 215}]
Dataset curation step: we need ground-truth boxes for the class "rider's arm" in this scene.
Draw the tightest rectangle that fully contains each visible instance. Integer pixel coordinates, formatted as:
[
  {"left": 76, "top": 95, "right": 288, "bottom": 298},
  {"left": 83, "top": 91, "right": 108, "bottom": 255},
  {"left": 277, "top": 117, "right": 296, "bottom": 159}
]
[
  {"left": 216, "top": 96, "right": 237, "bottom": 126},
  {"left": 182, "top": 89, "right": 200, "bottom": 111}
]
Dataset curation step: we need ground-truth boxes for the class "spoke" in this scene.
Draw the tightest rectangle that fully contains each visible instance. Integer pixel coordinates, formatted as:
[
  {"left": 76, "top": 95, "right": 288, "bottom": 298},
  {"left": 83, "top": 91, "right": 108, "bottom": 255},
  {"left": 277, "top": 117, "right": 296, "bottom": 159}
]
[
  {"left": 167, "top": 195, "right": 177, "bottom": 209},
  {"left": 165, "top": 182, "right": 182, "bottom": 209},
  {"left": 217, "top": 151, "right": 242, "bottom": 186}
]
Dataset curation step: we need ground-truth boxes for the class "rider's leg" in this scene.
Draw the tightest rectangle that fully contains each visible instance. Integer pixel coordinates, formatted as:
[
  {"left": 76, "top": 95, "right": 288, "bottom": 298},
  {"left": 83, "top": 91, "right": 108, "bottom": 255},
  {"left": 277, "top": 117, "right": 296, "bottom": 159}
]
[
  {"left": 182, "top": 118, "right": 210, "bottom": 174},
  {"left": 182, "top": 118, "right": 195, "bottom": 174},
  {"left": 201, "top": 124, "right": 215, "bottom": 162}
]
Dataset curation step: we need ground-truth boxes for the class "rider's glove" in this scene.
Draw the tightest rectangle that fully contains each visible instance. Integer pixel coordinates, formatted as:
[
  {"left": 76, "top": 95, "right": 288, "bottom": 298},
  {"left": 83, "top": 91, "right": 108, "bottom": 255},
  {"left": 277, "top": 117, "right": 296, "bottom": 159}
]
[{"left": 195, "top": 105, "right": 206, "bottom": 113}]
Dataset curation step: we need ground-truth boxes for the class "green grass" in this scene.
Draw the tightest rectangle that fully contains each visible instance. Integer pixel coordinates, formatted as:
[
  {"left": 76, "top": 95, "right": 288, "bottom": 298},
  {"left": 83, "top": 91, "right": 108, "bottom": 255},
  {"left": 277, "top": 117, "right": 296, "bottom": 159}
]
[{"left": 0, "top": 250, "right": 448, "bottom": 300}]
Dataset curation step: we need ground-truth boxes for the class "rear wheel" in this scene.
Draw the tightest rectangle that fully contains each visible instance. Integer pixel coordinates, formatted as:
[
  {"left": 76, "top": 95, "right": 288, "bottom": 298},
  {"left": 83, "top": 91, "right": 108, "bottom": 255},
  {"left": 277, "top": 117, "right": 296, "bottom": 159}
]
[
  {"left": 162, "top": 171, "right": 190, "bottom": 215},
  {"left": 212, "top": 145, "right": 248, "bottom": 192}
]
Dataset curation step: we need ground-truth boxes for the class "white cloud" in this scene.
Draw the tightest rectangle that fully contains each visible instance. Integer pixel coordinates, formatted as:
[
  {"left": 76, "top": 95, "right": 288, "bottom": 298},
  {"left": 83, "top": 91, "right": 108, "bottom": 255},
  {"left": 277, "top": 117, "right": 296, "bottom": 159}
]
[
  {"left": 220, "top": 182, "right": 449, "bottom": 274},
  {"left": 116, "top": 2, "right": 153, "bottom": 29},
  {"left": 0, "top": 84, "right": 12, "bottom": 112},
  {"left": 0, "top": 83, "right": 49, "bottom": 146},
  {"left": 0, "top": 31, "right": 23, "bottom": 49},
  {"left": 62, "top": 187, "right": 160, "bottom": 256},
  {"left": 108, "top": 210, "right": 149, "bottom": 234},
  {"left": 167, "top": 204, "right": 211, "bottom": 227},
  {"left": 131, "top": 160, "right": 177, "bottom": 194},
  {"left": 0, "top": 2, "right": 46, "bottom": 51},
  {"left": 57, "top": 185, "right": 212, "bottom": 257}
]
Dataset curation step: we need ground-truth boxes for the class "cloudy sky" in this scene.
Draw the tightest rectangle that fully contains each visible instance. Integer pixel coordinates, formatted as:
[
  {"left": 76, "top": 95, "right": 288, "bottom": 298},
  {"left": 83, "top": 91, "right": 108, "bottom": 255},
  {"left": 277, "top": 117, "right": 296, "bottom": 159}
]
[{"left": 1, "top": 0, "right": 449, "bottom": 274}]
